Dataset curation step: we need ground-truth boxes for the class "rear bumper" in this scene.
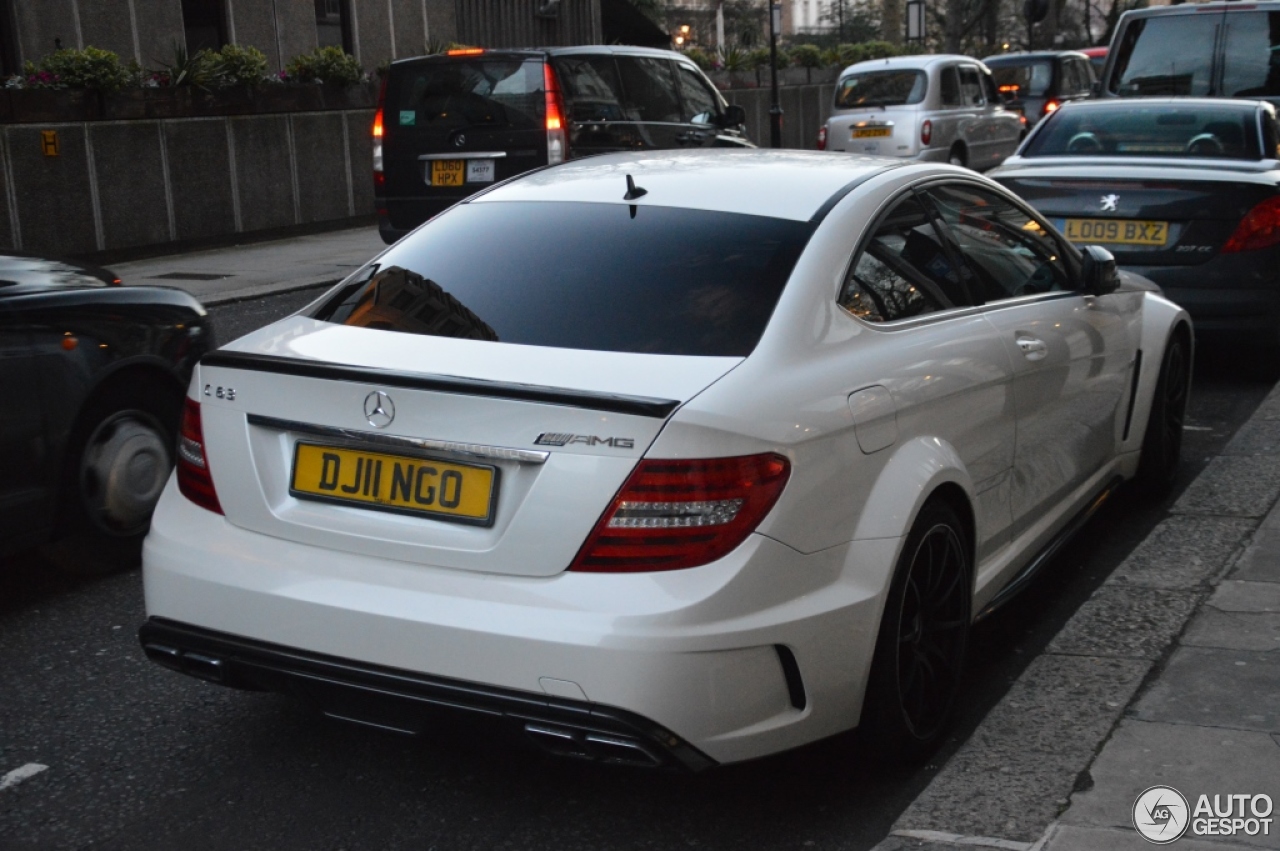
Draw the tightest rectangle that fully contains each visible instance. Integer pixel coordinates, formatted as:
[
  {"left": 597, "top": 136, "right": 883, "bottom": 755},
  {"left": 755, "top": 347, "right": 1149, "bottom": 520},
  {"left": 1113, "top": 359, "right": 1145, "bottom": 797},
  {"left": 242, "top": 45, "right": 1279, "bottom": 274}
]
[
  {"left": 1123, "top": 252, "right": 1280, "bottom": 346},
  {"left": 139, "top": 617, "right": 714, "bottom": 770}
]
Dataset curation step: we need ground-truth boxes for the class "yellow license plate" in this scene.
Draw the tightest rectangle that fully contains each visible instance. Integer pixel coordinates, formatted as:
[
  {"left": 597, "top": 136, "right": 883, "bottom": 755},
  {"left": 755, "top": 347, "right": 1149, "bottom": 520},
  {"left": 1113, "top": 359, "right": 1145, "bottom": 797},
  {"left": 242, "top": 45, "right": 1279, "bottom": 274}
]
[
  {"left": 290, "top": 443, "right": 497, "bottom": 525},
  {"left": 430, "top": 159, "right": 465, "bottom": 187},
  {"left": 1064, "top": 218, "right": 1168, "bottom": 246},
  {"left": 852, "top": 127, "right": 892, "bottom": 138}
]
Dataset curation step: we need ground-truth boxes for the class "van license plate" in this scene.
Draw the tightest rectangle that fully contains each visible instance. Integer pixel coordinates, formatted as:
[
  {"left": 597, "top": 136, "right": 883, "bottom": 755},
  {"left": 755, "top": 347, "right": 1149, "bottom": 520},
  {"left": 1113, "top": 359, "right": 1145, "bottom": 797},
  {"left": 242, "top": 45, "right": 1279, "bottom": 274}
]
[
  {"left": 852, "top": 127, "right": 891, "bottom": 138},
  {"left": 1064, "top": 218, "right": 1168, "bottom": 246},
  {"left": 467, "top": 159, "right": 495, "bottom": 183},
  {"left": 290, "top": 442, "right": 497, "bottom": 525},
  {"left": 430, "top": 159, "right": 465, "bottom": 187}
]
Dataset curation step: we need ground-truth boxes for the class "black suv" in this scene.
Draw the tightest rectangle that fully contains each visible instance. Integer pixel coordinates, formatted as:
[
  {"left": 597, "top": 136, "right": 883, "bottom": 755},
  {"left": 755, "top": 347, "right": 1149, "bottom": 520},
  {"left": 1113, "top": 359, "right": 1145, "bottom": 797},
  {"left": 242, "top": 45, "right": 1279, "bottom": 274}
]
[
  {"left": 983, "top": 51, "right": 1095, "bottom": 127},
  {"left": 374, "top": 45, "right": 752, "bottom": 243}
]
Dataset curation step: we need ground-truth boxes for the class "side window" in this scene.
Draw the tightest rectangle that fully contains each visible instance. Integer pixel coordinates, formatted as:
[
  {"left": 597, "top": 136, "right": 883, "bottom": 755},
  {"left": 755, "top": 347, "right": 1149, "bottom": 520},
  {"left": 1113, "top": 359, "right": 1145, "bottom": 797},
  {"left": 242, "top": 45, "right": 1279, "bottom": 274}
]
[
  {"left": 614, "top": 56, "right": 683, "bottom": 123},
  {"left": 958, "top": 65, "right": 985, "bottom": 106},
  {"left": 924, "top": 183, "right": 1073, "bottom": 302},
  {"left": 1075, "top": 58, "right": 1096, "bottom": 91},
  {"left": 981, "top": 70, "right": 1000, "bottom": 106},
  {"left": 839, "top": 194, "right": 972, "bottom": 322},
  {"left": 675, "top": 63, "right": 720, "bottom": 124},
  {"left": 555, "top": 56, "right": 627, "bottom": 121},
  {"left": 940, "top": 66, "right": 962, "bottom": 107}
]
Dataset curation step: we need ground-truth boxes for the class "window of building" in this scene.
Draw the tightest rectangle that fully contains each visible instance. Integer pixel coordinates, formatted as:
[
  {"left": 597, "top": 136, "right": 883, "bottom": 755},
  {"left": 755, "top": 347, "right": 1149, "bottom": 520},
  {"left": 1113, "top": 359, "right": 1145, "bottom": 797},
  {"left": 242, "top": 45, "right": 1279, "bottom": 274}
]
[
  {"left": 316, "top": 0, "right": 352, "bottom": 52},
  {"left": 182, "top": 0, "right": 226, "bottom": 54}
]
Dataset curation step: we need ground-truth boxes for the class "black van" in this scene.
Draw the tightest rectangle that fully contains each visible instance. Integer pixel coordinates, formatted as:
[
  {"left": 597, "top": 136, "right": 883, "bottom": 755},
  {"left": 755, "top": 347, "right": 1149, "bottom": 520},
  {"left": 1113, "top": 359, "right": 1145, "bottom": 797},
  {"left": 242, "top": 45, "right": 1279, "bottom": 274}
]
[
  {"left": 983, "top": 51, "right": 1095, "bottom": 127},
  {"left": 374, "top": 45, "right": 751, "bottom": 243},
  {"left": 1100, "top": 3, "right": 1280, "bottom": 104}
]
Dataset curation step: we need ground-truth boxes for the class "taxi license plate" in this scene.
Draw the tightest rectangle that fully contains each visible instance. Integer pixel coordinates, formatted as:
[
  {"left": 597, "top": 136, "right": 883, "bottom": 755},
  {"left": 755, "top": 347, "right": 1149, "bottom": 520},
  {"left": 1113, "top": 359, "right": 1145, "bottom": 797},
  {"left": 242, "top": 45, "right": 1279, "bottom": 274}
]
[
  {"left": 852, "top": 127, "right": 892, "bottom": 138},
  {"left": 1064, "top": 218, "right": 1168, "bottom": 246},
  {"left": 290, "top": 442, "right": 497, "bottom": 526},
  {"left": 430, "top": 159, "right": 465, "bottom": 187}
]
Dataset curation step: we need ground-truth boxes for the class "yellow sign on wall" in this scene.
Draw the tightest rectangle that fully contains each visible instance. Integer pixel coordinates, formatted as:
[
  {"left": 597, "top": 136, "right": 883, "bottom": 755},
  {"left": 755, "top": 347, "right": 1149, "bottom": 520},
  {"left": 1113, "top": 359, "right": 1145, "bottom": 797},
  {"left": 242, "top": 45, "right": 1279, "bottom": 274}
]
[{"left": 40, "top": 130, "right": 59, "bottom": 157}]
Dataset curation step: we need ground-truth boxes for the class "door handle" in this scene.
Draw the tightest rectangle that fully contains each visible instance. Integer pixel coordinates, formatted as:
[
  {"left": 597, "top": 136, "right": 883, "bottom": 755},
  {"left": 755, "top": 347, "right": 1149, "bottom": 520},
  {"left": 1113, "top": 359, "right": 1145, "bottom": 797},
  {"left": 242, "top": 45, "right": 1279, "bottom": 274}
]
[{"left": 1016, "top": 335, "right": 1048, "bottom": 361}]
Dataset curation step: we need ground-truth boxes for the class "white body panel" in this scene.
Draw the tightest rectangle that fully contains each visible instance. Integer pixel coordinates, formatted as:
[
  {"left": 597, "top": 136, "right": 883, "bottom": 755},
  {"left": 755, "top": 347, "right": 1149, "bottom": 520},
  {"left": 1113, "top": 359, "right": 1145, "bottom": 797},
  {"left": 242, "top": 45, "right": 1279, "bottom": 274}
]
[{"left": 142, "top": 152, "right": 1189, "bottom": 765}]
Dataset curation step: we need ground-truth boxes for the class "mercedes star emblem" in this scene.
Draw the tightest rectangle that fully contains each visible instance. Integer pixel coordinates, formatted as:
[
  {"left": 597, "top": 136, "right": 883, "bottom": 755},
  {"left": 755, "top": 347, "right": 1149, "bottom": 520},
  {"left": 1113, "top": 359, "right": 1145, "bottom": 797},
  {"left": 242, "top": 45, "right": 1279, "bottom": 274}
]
[{"left": 363, "top": 390, "right": 395, "bottom": 429}]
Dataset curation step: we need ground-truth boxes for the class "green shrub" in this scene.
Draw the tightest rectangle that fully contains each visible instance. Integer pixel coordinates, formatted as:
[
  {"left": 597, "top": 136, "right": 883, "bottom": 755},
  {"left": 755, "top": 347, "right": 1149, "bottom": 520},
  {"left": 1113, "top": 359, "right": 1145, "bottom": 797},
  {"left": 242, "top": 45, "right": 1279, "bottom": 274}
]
[
  {"left": 158, "top": 43, "right": 218, "bottom": 88},
  {"left": 747, "top": 47, "right": 788, "bottom": 70},
  {"left": 286, "top": 45, "right": 363, "bottom": 86},
  {"left": 722, "top": 45, "right": 751, "bottom": 72},
  {"left": 684, "top": 47, "right": 715, "bottom": 71},
  {"left": 25, "top": 46, "right": 131, "bottom": 91},
  {"left": 210, "top": 44, "right": 268, "bottom": 87},
  {"left": 788, "top": 43, "right": 824, "bottom": 69}
]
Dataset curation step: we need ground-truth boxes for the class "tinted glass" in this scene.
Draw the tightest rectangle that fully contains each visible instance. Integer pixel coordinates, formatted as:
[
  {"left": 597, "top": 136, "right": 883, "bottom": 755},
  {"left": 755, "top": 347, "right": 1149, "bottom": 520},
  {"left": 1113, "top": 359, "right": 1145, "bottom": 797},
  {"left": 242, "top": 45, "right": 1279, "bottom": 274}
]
[
  {"left": 835, "top": 70, "right": 927, "bottom": 108},
  {"left": 940, "top": 67, "right": 961, "bottom": 107},
  {"left": 1110, "top": 15, "right": 1217, "bottom": 96},
  {"left": 312, "top": 202, "right": 813, "bottom": 357},
  {"left": 958, "top": 66, "right": 984, "bottom": 106},
  {"left": 840, "top": 194, "right": 966, "bottom": 322},
  {"left": 991, "top": 61, "right": 1053, "bottom": 97},
  {"left": 1024, "top": 104, "right": 1262, "bottom": 159},
  {"left": 392, "top": 59, "right": 543, "bottom": 131},
  {"left": 615, "top": 57, "right": 682, "bottom": 122},
  {"left": 1222, "top": 11, "right": 1280, "bottom": 98},
  {"left": 555, "top": 55, "right": 627, "bottom": 121},
  {"left": 926, "top": 184, "right": 1071, "bottom": 301},
  {"left": 676, "top": 63, "right": 719, "bottom": 123}
]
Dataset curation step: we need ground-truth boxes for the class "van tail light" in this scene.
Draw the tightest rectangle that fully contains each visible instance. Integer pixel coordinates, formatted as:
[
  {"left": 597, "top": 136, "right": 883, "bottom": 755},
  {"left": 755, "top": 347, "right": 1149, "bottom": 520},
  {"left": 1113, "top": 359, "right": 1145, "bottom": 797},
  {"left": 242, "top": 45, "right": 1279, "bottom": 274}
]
[
  {"left": 176, "top": 398, "right": 223, "bottom": 515},
  {"left": 1042, "top": 99, "right": 1060, "bottom": 116},
  {"left": 1222, "top": 196, "right": 1280, "bottom": 253},
  {"left": 569, "top": 454, "right": 790, "bottom": 573},
  {"left": 921, "top": 119, "right": 933, "bottom": 146},
  {"left": 372, "top": 76, "right": 386, "bottom": 187},
  {"left": 543, "top": 62, "right": 568, "bottom": 164},
  {"left": 817, "top": 123, "right": 827, "bottom": 150}
]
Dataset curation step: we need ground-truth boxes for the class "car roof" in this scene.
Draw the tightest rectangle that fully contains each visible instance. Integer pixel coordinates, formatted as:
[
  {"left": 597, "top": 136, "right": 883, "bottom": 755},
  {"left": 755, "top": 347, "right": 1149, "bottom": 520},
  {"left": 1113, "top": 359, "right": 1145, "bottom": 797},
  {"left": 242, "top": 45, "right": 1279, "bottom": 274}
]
[
  {"left": 983, "top": 51, "right": 1088, "bottom": 64},
  {"left": 389, "top": 45, "right": 689, "bottom": 68},
  {"left": 471, "top": 150, "right": 902, "bottom": 222},
  {"left": 841, "top": 54, "right": 983, "bottom": 75},
  {"left": 1121, "top": 0, "right": 1280, "bottom": 17},
  {"left": 1055, "top": 96, "right": 1267, "bottom": 114}
]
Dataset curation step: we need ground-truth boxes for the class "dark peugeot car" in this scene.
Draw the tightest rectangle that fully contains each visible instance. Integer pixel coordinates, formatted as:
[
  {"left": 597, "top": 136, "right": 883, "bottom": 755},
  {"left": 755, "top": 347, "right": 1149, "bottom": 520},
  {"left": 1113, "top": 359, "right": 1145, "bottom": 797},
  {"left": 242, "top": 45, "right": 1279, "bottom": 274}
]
[
  {"left": 374, "top": 46, "right": 752, "bottom": 243},
  {"left": 990, "top": 98, "right": 1280, "bottom": 348},
  {"left": 983, "top": 51, "right": 1095, "bottom": 127},
  {"left": 0, "top": 254, "right": 211, "bottom": 574}
]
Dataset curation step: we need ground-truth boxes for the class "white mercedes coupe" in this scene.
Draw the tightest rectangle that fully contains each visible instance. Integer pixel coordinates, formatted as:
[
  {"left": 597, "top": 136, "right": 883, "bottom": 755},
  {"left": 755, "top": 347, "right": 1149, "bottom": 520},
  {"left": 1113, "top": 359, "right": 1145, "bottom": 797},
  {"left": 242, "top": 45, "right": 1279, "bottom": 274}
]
[{"left": 139, "top": 150, "right": 1191, "bottom": 770}]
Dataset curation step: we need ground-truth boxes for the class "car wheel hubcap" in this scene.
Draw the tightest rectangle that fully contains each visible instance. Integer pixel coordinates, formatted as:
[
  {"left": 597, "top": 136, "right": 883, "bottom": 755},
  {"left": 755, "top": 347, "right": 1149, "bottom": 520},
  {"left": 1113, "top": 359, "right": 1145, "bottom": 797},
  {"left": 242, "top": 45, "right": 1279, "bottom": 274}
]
[
  {"left": 80, "top": 412, "right": 171, "bottom": 535},
  {"left": 896, "top": 522, "right": 968, "bottom": 740}
]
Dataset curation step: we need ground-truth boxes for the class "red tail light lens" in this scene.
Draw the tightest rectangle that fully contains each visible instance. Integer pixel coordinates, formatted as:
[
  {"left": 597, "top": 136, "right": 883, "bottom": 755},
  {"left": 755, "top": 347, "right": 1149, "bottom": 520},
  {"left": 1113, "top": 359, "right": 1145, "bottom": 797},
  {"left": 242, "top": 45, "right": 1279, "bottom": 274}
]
[
  {"left": 921, "top": 119, "right": 933, "bottom": 146},
  {"left": 543, "top": 62, "right": 567, "bottom": 163},
  {"left": 817, "top": 123, "right": 827, "bottom": 150},
  {"left": 372, "top": 76, "right": 386, "bottom": 183},
  {"left": 569, "top": 454, "right": 790, "bottom": 573},
  {"left": 176, "top": 398, "right": 223, "bottom": 515},
  {"left": 1042, "top": 99, "right": 1060, "bottom": 116},
  {"left": 1223, "top": 196, "right": 1280, "bottom": 253}
]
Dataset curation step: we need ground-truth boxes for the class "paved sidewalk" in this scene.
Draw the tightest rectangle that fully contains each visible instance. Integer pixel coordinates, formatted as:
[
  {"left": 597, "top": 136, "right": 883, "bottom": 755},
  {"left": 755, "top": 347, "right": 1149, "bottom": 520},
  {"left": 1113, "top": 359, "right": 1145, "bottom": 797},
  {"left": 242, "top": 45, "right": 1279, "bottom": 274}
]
[
  {"left": 878, "top": 384, "right": 1280, "bottom": 851},
  {"left": 111, "top": 225, "right": 384, "bottom": 306}
]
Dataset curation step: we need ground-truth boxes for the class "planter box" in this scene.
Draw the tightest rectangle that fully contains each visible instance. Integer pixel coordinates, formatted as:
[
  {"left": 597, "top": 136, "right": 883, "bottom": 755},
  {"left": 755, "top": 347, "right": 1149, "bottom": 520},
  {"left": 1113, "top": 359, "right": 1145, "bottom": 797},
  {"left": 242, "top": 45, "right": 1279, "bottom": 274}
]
[{"left": 6, "top": 88, "right": 102, "bottom": 123}]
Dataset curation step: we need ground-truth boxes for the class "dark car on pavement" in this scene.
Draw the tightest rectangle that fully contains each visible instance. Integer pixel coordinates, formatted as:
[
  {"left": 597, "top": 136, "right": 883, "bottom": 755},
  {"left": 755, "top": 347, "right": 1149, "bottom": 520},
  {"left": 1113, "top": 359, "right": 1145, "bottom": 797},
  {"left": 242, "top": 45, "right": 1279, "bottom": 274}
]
[
  {"left": 989, "top": 98, "right": 1280, "bottom": 347},
  {"left": 983, "top": 50, "right": 1096, "bottom": 127},
  {"left": 0, "top": 254, "right": 211, "bottom": 574},
  {"left": 374, "top": 45, "right": 752, "bottom": 243}
]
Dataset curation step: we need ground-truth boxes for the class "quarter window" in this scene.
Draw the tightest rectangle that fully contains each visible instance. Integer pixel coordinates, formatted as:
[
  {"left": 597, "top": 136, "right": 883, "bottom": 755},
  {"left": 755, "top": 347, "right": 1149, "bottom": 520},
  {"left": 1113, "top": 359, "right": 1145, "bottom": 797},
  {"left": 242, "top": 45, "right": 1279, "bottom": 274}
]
[
  {"left": 925, "top": 184, "right": 1072, "bottom": 302},
  {"left": 940, "top": 67, "right": 962, "bottom": 107},
  {"left": 958, "top": 66, "right": 985, "bottom": 106},
  {"left": 840, "top": 194, "right": 970, "bottom": 322},
  {"left": 615, "top": 57, "right": 682, "bottom": 123}
]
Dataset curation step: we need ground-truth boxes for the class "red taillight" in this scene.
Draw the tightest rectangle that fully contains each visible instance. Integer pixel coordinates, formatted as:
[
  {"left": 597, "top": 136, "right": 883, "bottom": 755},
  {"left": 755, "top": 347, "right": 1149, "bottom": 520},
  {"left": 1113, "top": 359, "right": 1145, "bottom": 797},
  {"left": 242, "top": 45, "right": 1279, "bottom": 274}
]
[
  {"left": 543, "top": 62, "right": 567, "bottom": 164},
  {"left": 447, "top": 47, "right": 485, "bottom": 56},
  {"left": 1223, "top": 196, "right": 1280, "bottom": 253},
  {"left": 176, "top": 398, "right": 223, "bottom": 515},
  {"left": 817, "top": 123, "right": 827, "bottom": 151},
  {"left": 1042, "top": 99, "right": 1060, "bottom": 116},
  {"left": 569, "top": 454, "right": 790, "bottom": 573},
  {"left": 921, "top": 119, "right": 933, "bottom": 146},
  {"left": 373, "top": 76, "right": 386, "bottom": 181}
]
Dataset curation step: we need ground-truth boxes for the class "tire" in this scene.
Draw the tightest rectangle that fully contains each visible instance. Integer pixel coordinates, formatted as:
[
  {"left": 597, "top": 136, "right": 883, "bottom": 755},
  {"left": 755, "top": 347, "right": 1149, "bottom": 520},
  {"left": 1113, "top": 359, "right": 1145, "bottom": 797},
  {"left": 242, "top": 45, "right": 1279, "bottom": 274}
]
[
  {"left": 861, "top": 500, "right": 972, "bottom": 763},
  {"left": 948, "top": 145, "right": 968, "bottom": 168},
  {"left": 1133, "top": 330, "right": 1190, "bottom": 499},
  {"left": 43, "top": 382, "right": 180, "bottom": 576}
]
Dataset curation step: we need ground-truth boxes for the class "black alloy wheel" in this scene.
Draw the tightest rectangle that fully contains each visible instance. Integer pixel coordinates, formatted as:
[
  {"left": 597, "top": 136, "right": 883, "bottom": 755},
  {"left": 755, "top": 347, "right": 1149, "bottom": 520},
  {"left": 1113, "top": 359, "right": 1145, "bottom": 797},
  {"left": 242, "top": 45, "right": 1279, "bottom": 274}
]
[
  {"left": 1134, "top": 330, "right": 1189, "bottom": 498},
  {"left": 863, "top": 500, "right": 972, "bottom": 762}
]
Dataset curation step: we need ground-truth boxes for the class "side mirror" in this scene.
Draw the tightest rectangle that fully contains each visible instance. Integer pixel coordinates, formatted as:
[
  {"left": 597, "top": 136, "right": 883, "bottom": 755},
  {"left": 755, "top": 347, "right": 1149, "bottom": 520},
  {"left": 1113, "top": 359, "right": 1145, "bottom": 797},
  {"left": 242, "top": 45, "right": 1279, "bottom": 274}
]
[
  {"left": 721, "top": 103, "right": 747, "bottom": 127},
  {"left": 1080, "top": 244, "right": 1120, "bottom": 295}
]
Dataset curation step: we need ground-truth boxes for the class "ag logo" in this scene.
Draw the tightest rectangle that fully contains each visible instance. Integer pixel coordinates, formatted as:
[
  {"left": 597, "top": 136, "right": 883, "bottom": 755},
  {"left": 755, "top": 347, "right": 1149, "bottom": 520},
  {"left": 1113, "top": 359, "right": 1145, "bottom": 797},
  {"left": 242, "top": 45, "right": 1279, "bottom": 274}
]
[{"left": 1134, "top": 785, "right": 1190, "bottom": 844}]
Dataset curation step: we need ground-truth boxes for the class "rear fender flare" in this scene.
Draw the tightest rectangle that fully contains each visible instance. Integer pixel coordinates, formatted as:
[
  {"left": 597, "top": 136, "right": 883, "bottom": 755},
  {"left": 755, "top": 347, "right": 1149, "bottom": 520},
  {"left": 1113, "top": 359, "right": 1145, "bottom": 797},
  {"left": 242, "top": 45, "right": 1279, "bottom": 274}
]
[{"left": 850, "top": 435, "right": 975, "bottom": 545}]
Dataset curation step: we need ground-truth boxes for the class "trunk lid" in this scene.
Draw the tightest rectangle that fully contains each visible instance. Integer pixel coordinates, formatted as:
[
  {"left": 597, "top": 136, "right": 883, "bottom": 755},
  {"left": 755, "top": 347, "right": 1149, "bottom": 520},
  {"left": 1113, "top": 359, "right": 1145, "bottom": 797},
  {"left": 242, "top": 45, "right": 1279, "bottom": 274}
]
[
  {"left": 826, "top": 105, "right": 921, "bottom": 158},
  {"left": 194, "top": 318, "right": 741, "bottom": 578}
]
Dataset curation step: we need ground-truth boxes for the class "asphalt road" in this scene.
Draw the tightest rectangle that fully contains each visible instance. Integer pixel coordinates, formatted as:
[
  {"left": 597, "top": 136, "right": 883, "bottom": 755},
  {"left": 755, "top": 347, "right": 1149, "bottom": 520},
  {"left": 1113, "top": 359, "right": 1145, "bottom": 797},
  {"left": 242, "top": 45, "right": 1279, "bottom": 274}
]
[{"left": 0, "top": 288, "right": 1273, "bottom": 851}]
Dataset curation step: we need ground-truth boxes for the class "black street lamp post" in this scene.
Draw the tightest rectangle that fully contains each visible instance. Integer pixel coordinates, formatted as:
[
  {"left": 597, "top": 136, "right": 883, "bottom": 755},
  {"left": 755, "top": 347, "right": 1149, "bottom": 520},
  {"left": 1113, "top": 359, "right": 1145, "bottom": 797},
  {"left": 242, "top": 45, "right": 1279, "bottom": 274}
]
[{"left": 768, "top": 1, "right": 782, "bottom": 148}]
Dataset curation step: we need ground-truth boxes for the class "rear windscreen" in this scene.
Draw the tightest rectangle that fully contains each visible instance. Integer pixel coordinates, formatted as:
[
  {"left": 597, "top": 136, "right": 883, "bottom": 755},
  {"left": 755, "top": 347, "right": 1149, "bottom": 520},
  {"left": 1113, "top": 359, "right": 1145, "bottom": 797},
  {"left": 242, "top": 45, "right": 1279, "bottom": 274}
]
[
  {"left": 990, "top": 61, "right": 1052, "bottom": 98},
  {"left": 391, "top": 59, "right": 544, "bottom": 132},
  {"left": 311, "top": 202, "right": 814, "bottom": 357},
  {"left": 835, "top": 70, "right": 927, "bottom": 108},
  {"left": 1024, "top": 105, "right": 1262, "bottom": 160}
]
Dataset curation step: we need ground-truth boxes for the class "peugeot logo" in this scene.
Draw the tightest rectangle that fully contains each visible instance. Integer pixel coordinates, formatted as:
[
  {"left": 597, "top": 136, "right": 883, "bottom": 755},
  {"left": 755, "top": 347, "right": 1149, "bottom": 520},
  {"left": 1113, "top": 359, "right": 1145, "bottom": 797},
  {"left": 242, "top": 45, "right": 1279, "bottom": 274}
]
[
  {"left": 363, "top": 390, "right": 395, "bottom": 429},
  {"left": 454, "top": 133, "right": 466, "bottom": 147},
  {"left": 1100, "top": 193, "right": 1119, "bottom": 212}
]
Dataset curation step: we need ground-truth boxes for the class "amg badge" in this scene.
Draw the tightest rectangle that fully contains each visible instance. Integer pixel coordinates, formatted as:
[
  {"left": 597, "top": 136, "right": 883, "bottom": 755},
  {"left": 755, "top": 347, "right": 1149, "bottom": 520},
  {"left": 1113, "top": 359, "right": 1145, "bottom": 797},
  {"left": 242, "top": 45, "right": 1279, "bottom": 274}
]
[{"left": 535, "top": 432, "right": 635, "bottom": 449}]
